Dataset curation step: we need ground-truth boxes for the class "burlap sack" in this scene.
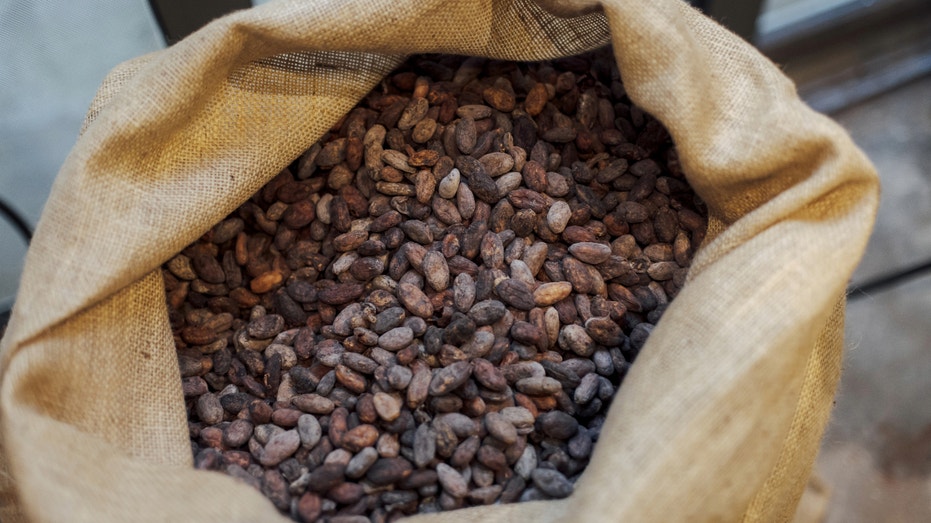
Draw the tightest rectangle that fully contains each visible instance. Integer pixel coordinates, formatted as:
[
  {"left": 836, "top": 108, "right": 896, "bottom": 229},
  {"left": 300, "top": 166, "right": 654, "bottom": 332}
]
[{"left": 0, "top": 0, "right": 879, "bottom": 521}]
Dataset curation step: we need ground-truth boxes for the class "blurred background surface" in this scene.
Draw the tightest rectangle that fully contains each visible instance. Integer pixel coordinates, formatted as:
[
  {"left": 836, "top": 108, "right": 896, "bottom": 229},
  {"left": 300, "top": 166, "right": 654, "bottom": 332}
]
[{"left": 1, "top": 0, "right": 929, "bottom": 519}]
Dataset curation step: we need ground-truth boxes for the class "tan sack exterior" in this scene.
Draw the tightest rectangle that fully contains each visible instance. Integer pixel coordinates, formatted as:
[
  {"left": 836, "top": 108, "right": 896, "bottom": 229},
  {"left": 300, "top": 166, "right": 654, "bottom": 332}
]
[{"left": 0, "top": 0, "right": 878, "bottom": 521}]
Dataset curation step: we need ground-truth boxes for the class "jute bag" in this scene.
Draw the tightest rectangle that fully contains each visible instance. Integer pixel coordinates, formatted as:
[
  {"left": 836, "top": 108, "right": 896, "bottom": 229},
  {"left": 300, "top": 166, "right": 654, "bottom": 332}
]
[{"left": 0, "top": 0, "right": 879, "bottom": 521}]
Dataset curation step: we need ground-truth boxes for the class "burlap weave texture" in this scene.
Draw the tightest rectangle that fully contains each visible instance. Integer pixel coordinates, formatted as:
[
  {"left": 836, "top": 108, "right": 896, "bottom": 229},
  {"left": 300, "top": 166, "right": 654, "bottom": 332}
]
[{"left": 0, "top": 0, "right": 878, "bottom": 521}]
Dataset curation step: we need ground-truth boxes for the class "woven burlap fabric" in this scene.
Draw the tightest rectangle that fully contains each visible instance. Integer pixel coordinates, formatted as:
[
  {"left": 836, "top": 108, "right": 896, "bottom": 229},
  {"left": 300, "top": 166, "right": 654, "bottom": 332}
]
[{"left": 0, "top": 0, "right": 878, "bottom": 521}]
